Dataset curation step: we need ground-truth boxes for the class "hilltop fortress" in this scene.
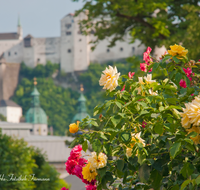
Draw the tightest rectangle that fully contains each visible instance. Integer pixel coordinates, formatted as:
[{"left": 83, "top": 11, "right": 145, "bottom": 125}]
[{"left": 0, "top": 13, "right": 149, "bottom": 73}]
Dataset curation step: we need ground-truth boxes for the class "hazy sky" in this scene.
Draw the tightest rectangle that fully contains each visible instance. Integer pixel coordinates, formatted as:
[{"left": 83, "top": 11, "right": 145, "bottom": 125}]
[{"left": 0, "top": 0, "right": 84, "bottom": 38}]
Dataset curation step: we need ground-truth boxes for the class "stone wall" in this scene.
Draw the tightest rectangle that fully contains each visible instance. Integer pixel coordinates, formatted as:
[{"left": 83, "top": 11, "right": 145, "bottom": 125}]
[{"left": 0, "top": 62, "right": 21, "bottom": 100}]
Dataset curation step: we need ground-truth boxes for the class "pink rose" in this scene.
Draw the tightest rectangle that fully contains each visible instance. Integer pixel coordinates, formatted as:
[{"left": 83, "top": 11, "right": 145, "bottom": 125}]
[
  {"left": 65, "top": 159, "right": 78, "bottom": 175},
  {"left": 140, "top": 63, "right": 147, "bottom": 72},
  {"left": 142, "top": 121, "right": 147, "bottom": 128},
  {"left": 61, "top": 188, "right": 69, "bottom": 190},
  {"left": 183, "top": 68, "right": 192, "bottom": 77},
  {"left": 179, "top": 79, "right": 187, "bottom": 88},
  {"left": 146, "top": 47, "right": 152, "bottom": 54},
  {"left": 128, "top": 72, "right": 135, "bottom": 79},
  {"left": 85, "top": 184, "right": 97, "bottom": 190}
]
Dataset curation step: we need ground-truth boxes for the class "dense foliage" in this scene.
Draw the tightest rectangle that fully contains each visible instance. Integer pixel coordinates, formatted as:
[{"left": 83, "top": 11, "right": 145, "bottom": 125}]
[
  {"left": 0, "top": 131, "right": 69, "bottom": 190},
  {"left": 70, "top": 45, "right": 200, "bottom": 189},
  {"left": 74, "top": 0, "right": 200, "bottom": 60},
  {"left": 12, "top": 58, "right": 144, "bottom": 135}
]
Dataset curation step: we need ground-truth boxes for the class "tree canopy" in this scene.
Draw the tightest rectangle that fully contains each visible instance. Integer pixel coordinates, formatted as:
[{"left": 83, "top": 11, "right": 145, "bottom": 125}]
[
  {"left": 0, "top": 131, "right": 69, "bottom": 190},
  {"left": 74, "top": 0, "right": 200, "bottom": 60}
]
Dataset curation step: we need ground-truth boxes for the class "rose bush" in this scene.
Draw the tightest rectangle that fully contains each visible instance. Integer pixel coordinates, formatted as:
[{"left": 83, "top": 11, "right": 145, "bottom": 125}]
[{"left": 64, "top": 44, "right": 200, "bottom": 190}]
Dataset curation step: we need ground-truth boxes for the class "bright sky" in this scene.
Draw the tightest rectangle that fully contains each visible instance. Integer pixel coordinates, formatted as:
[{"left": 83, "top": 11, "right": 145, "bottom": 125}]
[{"left": 0, "top": 0, "right": 84, "bottom": 38}]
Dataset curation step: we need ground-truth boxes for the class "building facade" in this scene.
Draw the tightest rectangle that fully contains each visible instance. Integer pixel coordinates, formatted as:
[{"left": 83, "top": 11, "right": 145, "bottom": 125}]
[
  {"left": 0, "top": 100, "right": 22, "bottom": 123},
  {"left": 0, "top": 13, "right": 160, "bottom": 73}
]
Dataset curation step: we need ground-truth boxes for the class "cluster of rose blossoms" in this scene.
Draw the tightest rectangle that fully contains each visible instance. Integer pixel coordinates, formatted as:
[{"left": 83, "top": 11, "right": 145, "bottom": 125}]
[
  {"left": 179, "top": 67, "right": 193, "bottom": 88},
  {"left": 140, "top": 47, "right": 153, "bottom": 73},
  {"left": 63, "top": 145, "right": 97, "bottom": 190}
]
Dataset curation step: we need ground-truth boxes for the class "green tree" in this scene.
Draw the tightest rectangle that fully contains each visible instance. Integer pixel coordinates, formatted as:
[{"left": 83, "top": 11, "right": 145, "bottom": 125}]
[
  {"left": 0, "top": 131, "right": 69, "bottom": 190},
  {"left": 0, "top": 114, "right": 6, "bottom": 121},
  {"left": 13, "top": 58, "right": 143, "bottom": 135},
  {"left": 73, "top": 0, "right": 200, "bottom": 60}
]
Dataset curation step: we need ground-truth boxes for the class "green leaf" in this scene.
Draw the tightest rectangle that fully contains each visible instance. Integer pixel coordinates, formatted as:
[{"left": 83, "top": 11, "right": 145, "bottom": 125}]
[
  {"left": 92, "top": 139, "right": 101, "bottom": 153},
  {"left": 111, "top": 115, "right": 121, "bottom": 127},
  {"left": 187, "top": 131, "right": 197, "bottom": 138},
  {"left": 162, "top": 54, "right": 171, "bottom": 63},
  {"left": 90, "top": 120, "right": 98, "bottom": 127},
  {"left": 120, "top": 132, "right": 131, "bottom": 144},
  {"left": 175, "top": 72, "right": 183, "bottom": 84},
  {"left": 172, "top": 56, "right": 180, "bottom": 63},
  {"left": 105, "top": 171, "right": 113, "bottom": 182},
  {"left": 195, "top": 175, "right": 200, "bottom": 185},
  {"left": 169, "top": 70, "right": 176, "bottom": 79},
  {"left": 153, "top": 62, "right": 160, "bottom": 71},
  {"left": 170, "top": 142, "right": 181, "bottom": 158},
  {"left": 117, "top": 160, "right": 124, "bottom": 171},
  {"left": 180, "top": 179, "right": 191, "bottom": 190},
  {"left": 103, "top": 144, "right": 112, "bottom": 156},
  {"left": 151, "top": 170, "right": 162, "bottom": 189},
  {"left": 82, "top": 140, "right": 88, "bottom": 152},
  {"left": 171, "top": 184, "right": 179, "bottom": 190},
  {"left": 138, "top": 163, "right": 150, "bottom": 182},
  {"left": 100, "top": 132, "right": 108, "bottom": 140},
  {"left": 101, "top": 177, "right": 107, "bottom": 189},
  {"left": 154, "top": 123, "right": 164, "bottom": 135},
  {"left": 97, "top": 167, "right": 107, "bottom": 178},
  {"left": 180, "top": 162, "right": 195, "bottom": 178},
  {"left": 185, "top": 75, "right": 191, "bottom": 87},
  {"left": 160, "top": 61, "right": 167, "bottom": 68},
  {"left": 122, "top": 170, "right": 128, "bottom": 184},
  {"left": 115, "top": 101, "right": 122, "bottom": 109}
]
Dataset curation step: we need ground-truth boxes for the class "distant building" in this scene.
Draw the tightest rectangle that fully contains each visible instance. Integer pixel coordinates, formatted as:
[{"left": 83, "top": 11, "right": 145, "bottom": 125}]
[
  {"left": 0, "top": 13, "right": 148, "bottom": 73},
  {"left": 0, "top": 100, "right": 22, "bottom": 123},
  {"left": 25, "top": 79, "right": 48, "bottom": 136}
]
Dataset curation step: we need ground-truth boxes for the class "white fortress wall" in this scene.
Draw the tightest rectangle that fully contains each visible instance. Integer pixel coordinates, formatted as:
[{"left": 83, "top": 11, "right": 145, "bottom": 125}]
[
  {"left": 0, "top": 39, "right": 21, "bottom": 56},
  {"left": 4, "top": 41, "right": 23, "bottom": 63},
  {"left": 73, "top": 12, "right": 90, "bottom": 72},
  {"left": 45, "top": 37, "right": 60, "bottom": 64},
  {"left": 23, "top": 42, "right": 36, "bottom": 68},
  {"left": 60, "top": 14, "right": 75, "bottom": 73},
  {"left": 90, "top": 34, "right": 145, "bottom": 63},
  {"left": 34, "top": 38, "right": 46, "bottom": 65}
]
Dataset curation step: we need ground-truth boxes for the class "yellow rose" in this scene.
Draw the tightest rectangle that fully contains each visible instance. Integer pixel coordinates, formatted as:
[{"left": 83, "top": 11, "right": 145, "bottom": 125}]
[
  {"left": 69, "top": 121, "right": 80, "bottom": 133},
  {"left": 168, "top": 44, "right": 188, "bottom": 58},
  {"left": 82, "top": 162, "right": 97, "bottom": 182}
]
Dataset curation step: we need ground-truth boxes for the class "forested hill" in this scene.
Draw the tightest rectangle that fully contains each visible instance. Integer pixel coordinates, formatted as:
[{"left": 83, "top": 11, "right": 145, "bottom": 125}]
[{"left": 12, "top": 58, "right": 143, "bottom": 135}]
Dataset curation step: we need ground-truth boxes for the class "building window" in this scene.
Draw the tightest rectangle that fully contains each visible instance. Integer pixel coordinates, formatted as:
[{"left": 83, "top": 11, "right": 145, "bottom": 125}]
[
  {"left": 77, "top": 31, "right": 82, "bottom": 34},
  {"left": 37, "top": 58, "right": 40, "bottom": 62},
  {"left": 44, "top": 129, "right": 46, "bottom": 132},
  {"left": 30, "top": 129, "right": 33, "bottom": 132},
  {"left": 66, "top": 32, "right": 71, "bottom": 35},
  {"left": 8, "top": 52, "right": 11, "bottom": 56},
  {"left": 68, "top": 49, "right": 71, "bottom": 53},
  {"left": 90, "top": 30, "right": 95, "bottom": 34},
  {"left": 65, "top": 24, "right": 72, "bottom": 29},
  {"left": 120, "top": 47, "right": 123, "bottom": 51},
  {"left": 132, "top": 47, "right": 135, "bottom": 53},
  {"left": 15, "top": 52, "right": 17, "bottom": 55},
  {"left": 107, "top": 49, "right": 110, "bottom": 53},
  {"left": 79, "top": 39, "right": 82, "bottom": 41},
  {"left": 24, "top": 38, "right": 32, "bottom": 47}
]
